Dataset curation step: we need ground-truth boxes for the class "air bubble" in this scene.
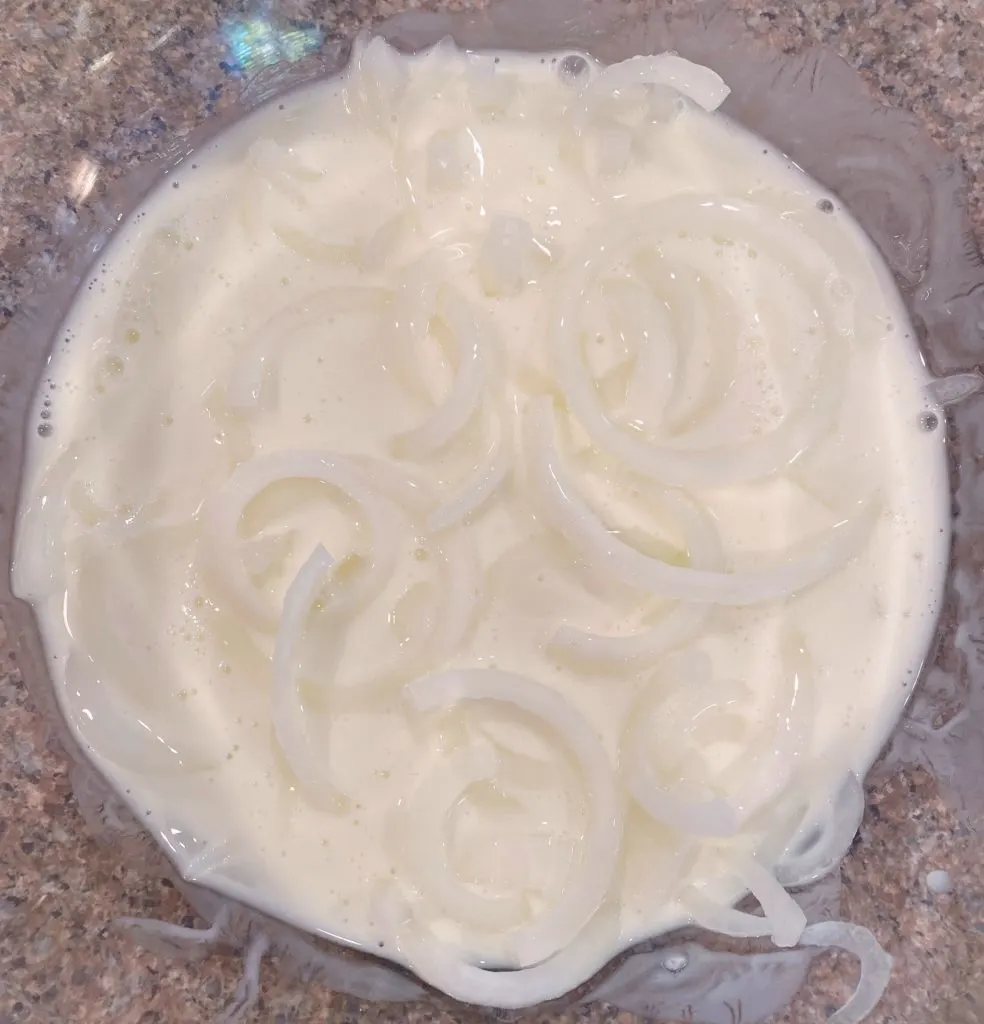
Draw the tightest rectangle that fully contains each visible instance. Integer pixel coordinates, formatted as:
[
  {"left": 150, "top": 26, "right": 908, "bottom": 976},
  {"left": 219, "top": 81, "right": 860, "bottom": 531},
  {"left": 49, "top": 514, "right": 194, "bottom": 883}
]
[
  {"left": 663, "top": 953, "right": 688, "bottom": 973},
  {"left": 38, "top": 423, "right": 53, "bottom": 437},
  {"left": 559, "top": 54, "right": 589, "bottom": 81},
  {"left": 99, "top": 354, "right": 126, "bottom": 378}
]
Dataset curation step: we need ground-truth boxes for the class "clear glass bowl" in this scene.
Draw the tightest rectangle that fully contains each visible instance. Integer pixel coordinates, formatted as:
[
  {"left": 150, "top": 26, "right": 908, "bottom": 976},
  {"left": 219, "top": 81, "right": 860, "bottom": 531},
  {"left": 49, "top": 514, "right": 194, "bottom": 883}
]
[{"left": 2, "top": 1, "right": 981, "bottom": 1021}]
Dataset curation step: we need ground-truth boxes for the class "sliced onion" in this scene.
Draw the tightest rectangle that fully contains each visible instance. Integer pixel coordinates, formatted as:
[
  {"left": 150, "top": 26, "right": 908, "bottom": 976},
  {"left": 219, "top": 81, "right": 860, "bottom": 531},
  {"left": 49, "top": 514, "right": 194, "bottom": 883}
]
[
  {"left": 586, "top": 54, "right": 731, "bottom": 115},
  {"left": 550, "top": 196, "right": 853, "bottom": 488},
  {"left": 549, "top": 488, "right": 723, "bottom": 664},
  {"left": 730, "top": 634, "right": 814, "bottom": 821},
  {"left": 330, "top": 524, "right": 480, "bottom": 709},
  {"left": 604, "top": 277, "right": 676, "bottom": 433},
  {"left": 427, "top": 529, "right": 482, "bottom": 661},
  {"left": 477, "top": 215, "right": 535, "bottom": 297},
  {"left": 227, "top": 287, "right": 388, "bottom": 415},
  {"left": 631, "top": 254, "right": 729, "bottom": 434},
  {"left": 524, "top": 396, "right": 876, "bottom": 607},
  {"left": 199, "top": 450, "right": 402, "bottom": 629},
  {"left": 361, "top": 210, "right": 412, "bottom": 270},
  {"left": 624, "top": 638, "right": 813, "bottom": 838},
  {"left": 684, "top": 857, "right": 806, "bottom": 949},
  {"left": 427, "top": 412, "right": 512, "bottom": 532},
  {"left": 392, "top": 288, "right": 488, "bottom": 458},
  {"left": 776, "top": 771, "right": 865, "bottom": 888},
  {"left": 735, "top": 857, "right": 807, "bottom": 948},
  {"left": 393, "top": 740, "right": 529, "bottom": 930},
  {"left": 800, "top": 921, "right": 893, "bottom": 1024},
  {"left": 347, "top": 33, "right": 408, "bottom": 138},
  {"left": 622, "top": 654, "right": 742, "bottom": 839},
  {"left": 376, "top": 885, "right": 618, "bottom": 1009},
  {"left": 272, "top": 223, "right": 359, "bottom": 266},
  {"left": 405, "top": 669, "right": 622, "bottom": 967},
  {"left": 12, "top": 446, "right": 78, "bottom": 600},
  {"left": 271, "top": 544, "right": 347, "bottom": 808}
]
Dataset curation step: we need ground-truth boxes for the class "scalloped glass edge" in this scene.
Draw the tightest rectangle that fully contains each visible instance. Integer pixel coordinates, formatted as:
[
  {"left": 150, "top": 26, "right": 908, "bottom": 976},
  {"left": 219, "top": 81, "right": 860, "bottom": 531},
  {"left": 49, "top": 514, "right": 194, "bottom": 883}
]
[{"left": 2, "top": 1, "right": 984, "bottom": 1021}]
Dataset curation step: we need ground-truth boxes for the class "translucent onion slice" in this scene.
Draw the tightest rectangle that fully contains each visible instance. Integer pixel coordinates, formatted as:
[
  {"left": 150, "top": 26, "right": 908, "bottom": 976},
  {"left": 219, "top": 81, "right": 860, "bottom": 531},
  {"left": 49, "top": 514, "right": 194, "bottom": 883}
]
[
  {"left": 623, "top": 683, "right": 741, "bottom": 840},
  {"left": 684, "top": 856, "right": 806, "bottom": 949},
  {"left": 525, "top": 396, "right": 876, "bottom": 607},
  {"left": 736, "top": 857, "right": 807, "bottom": 948},
  {"left": 549, "top": 488, "right": 723, "bottom": 663},
  {"left": 405, "top": 669, "right": 622, "bottom": 967},
  {"left": 347, "top": 33, "right": 409, "bottom": 139},
  {"left": 330, "top": 524, "right": 480, "bottom": 709},
  {"left": 272, "top": 223, "right": 360, "bottom": 266},
  {"left": 427, "top": 529, "right": 482, "bottom": 661},
  {"left": 12, "top": 446, "right": 78, "bottom": 600},
  {"left": 477, "top": 215, "right": 536, "bottom": 297},
  {"left": 775, "top": 771, "right": 865, "bottom": 888},
  {"left": 199, "top": 451, "right": 402, "bottom": 629},
  {"left": 631, "top": 254, "right": 729, "bottom": 434},
  {"left": 604, "top": 277, "right": 676, "bottom": 433},
  {"left": 729, "top": 634, "right": 814, "bottom": 821},
  {"left": 393, "top": 740, "right": 529, "bottom": 930},
  {"left": 799, "top": 921, "right": 893, "bottom": 1024},
  {"left": 376, "top": 884, "right": 619, "bottom": 1009},
  {"left": 392, "top": 288, "right": 489, "bottom": 458},
  {"left": 585, "top": 54, "right": 731, "bottom": 115},
  {"left": 271, "top": 544, "right": 347, "bottom": 809},
  {"left": 427, "top": 412, "right": 512, "bottom": 532},
  {"left": 227, "top": 287, "right": 388, "bottom": 415},
  {"left": 550, "top": 196, "right": 854, "bottom": 488}
]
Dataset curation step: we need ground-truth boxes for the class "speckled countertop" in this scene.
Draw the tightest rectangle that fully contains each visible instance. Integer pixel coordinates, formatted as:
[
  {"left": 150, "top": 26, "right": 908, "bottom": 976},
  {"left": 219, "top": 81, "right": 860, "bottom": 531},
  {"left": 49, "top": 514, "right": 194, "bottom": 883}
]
[{"left": 2, "top": 1, "right": 984, "bottom": 1022}]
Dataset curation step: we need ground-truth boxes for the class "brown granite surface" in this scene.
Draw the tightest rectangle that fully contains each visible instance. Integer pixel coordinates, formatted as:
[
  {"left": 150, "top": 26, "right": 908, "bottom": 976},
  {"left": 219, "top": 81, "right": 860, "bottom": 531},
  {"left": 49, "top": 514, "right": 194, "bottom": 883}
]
[{"left": 2, "top": 1, "right": 984, "bottom": 1022}]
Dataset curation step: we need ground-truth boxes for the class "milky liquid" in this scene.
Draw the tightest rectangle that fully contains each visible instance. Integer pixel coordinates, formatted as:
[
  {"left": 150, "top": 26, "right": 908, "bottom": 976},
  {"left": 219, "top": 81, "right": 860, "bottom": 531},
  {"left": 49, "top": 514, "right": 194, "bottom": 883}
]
[{"left": 11, "top": 42, "right": 949, "bottom": 997}]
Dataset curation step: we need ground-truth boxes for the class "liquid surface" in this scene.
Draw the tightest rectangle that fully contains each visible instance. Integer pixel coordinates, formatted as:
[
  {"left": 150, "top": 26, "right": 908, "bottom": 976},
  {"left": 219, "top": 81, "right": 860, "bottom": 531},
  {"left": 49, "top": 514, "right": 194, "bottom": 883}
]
[{"left": 12, "top": 40, "right": 948, "bottom": 1004}]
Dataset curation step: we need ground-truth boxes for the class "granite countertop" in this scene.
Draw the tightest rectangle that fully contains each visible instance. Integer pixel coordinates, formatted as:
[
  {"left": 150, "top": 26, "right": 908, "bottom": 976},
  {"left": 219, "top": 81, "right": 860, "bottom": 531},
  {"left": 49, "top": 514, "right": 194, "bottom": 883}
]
[{"left": 2, "top": 1, "right": 984, "bottom": 1022}]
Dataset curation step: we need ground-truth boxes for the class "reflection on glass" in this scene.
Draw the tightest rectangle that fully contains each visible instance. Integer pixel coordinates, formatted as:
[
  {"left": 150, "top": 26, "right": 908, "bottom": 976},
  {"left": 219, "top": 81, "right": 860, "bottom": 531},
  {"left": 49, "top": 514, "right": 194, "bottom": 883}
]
[{"left": 220, "top": 15, "right": 324, "bottom": 76}]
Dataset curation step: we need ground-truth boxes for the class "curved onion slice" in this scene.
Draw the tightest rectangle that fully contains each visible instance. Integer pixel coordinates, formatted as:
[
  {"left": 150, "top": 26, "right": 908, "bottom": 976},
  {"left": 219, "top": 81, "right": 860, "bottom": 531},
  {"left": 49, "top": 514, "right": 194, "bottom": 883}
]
[
  {"left": 393, "top": 288, "right": 489, "bottom": 458},
  {"left": 736, "top": 857, "right": 807, "bottom": 948},
  {"left": 550, "top": 196, "right": 854, "bottom": 488},
  {"left": 393, "top": 740, "right": 529, "bottom": 930},
  {"left": 586, "top": 54, "right": 730, "bottom": 115},
  {"left": 604, "top": 277, "right": 676, "bottom": 434},
  {"left": 729, "top": 634, "right": 814, "bottom": 821},
  {"left": 525, "top": 396, "right": 876, "bottom": 607},
  {"left": 549, "top": 488, "right": 724, "bottom": 663},
  {"left": 684, "top": 856, "right": 806, "bottom": 949},
  {"left": 227, "top": 287, "right": 388, "bottom": 414},
  {"left": 623, "top": 667, "right": 741, "bottom": 839},
  {"left": 775, "top": 771, "right": 865, "bottom": 888},
  {"left": 427, "top": 411, "right": 512, "bottom": 532},
  {"left": 199, "top": 450, "right": 402, "bottom": 629},
  {"left": 799, "top": 921, "right": 893, "bottom": 1024},
  {"left": 12, "top": 446, "right": 78, "bottom": 601},
  {"left": 376, "top": 883, "right": 618, "bottom": 1009},
  {"left": 625, "top": 638, "right": 813, "bottom": 838},
  {"left": 631, "top": 254, "right": 733, "bottom": 434},
  {"left": 271, "top": 544, "right": 347, "bottom": 809},
  {"left": 405, "top": 669, "right": 622, "bottom": 967}
]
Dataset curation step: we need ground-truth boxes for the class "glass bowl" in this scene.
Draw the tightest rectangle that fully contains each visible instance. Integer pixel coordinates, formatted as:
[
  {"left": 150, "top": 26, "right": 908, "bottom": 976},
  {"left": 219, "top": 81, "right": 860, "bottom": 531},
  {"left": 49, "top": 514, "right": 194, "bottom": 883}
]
[{"left": 2, "top": 1, "right": 981, "bottom": 1021}]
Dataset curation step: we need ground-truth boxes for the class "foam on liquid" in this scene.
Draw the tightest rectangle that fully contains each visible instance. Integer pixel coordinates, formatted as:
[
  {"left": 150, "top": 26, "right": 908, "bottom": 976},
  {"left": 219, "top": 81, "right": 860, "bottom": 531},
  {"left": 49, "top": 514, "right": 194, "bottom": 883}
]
[{"left": 12, "top": 41, "right": 949, "bottom": 994}]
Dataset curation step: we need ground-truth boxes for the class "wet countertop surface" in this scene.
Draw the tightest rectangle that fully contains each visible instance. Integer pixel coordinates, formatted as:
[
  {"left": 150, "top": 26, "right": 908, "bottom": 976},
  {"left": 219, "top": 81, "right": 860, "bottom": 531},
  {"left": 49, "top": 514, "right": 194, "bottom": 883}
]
[{"left": 2, "top": 1, "right": 984, "bottom": 1021}]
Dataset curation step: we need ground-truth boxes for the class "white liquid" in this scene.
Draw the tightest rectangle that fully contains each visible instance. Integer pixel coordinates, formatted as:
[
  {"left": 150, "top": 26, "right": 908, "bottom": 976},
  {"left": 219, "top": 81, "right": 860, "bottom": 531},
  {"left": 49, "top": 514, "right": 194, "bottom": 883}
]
[{"left": 12, "top": 41, "right": 948, "bottom": 1001}]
